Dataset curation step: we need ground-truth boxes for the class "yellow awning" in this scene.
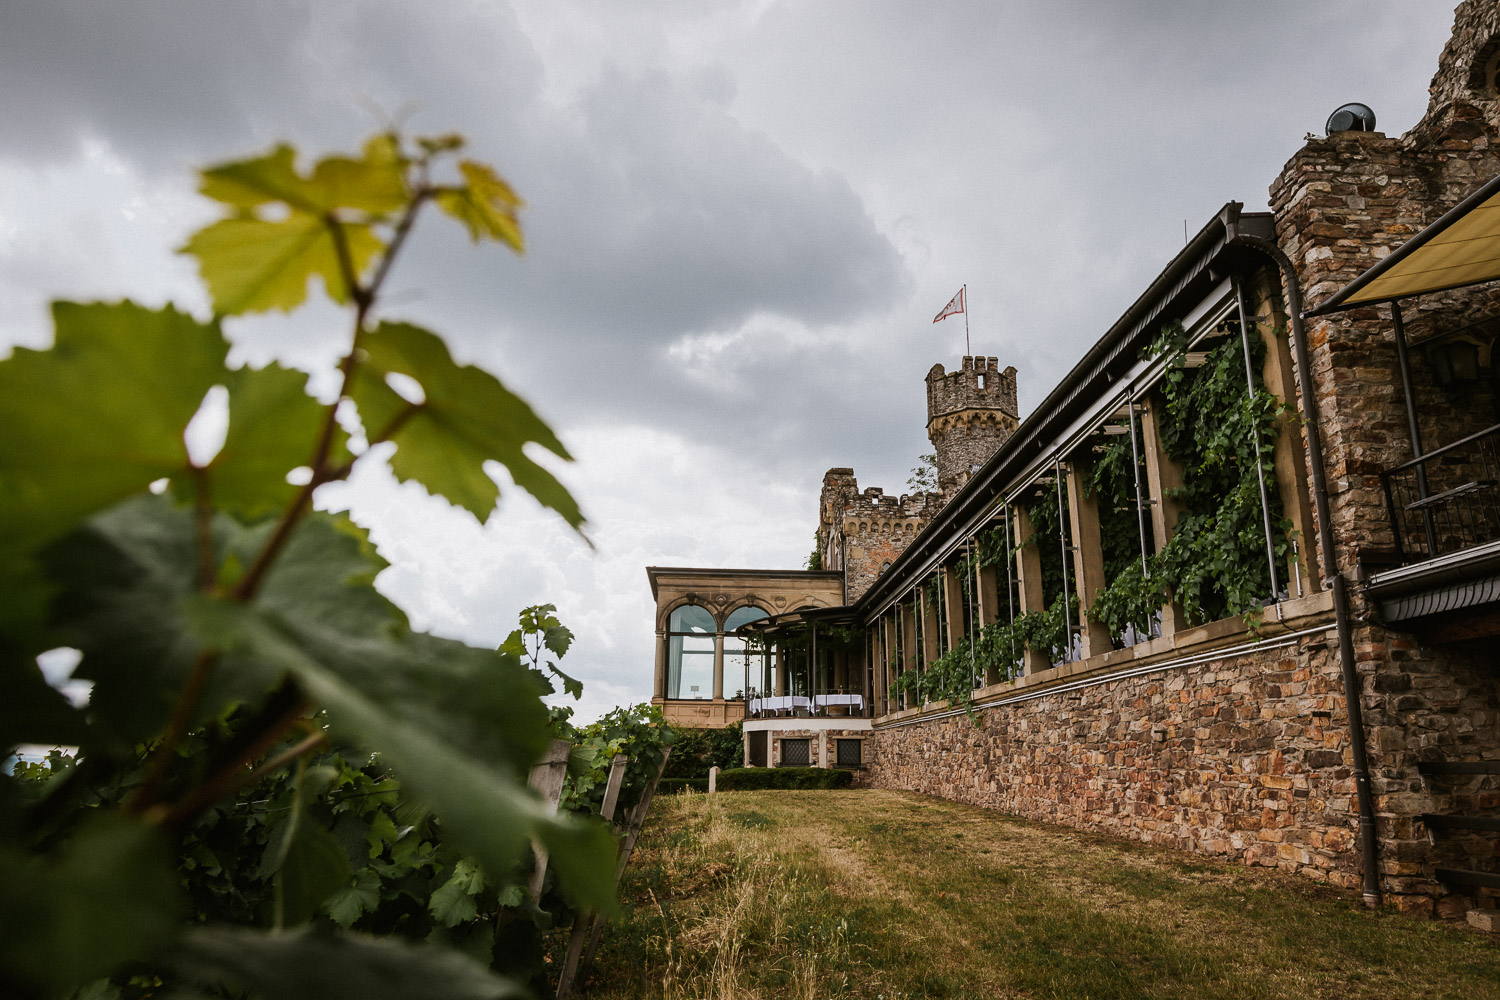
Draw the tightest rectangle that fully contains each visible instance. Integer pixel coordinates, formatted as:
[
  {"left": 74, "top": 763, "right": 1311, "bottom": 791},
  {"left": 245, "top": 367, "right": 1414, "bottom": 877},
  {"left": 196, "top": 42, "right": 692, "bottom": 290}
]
[{"left": 1306, "top": 172, "right": 1500, "bottom": 315}]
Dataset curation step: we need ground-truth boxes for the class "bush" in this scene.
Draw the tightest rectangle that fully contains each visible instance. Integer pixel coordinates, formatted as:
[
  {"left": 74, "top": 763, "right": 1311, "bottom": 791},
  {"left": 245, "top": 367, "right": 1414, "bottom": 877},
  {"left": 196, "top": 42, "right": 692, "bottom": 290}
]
[
  {"left": 716, "top": 767, "right": 855, "bottom": 791},
  {"left": 658, "top": 777, "right": 709, "bottom": 794},
  {"left": 662, "top": 721, "right": 742, "bottom": 778}
]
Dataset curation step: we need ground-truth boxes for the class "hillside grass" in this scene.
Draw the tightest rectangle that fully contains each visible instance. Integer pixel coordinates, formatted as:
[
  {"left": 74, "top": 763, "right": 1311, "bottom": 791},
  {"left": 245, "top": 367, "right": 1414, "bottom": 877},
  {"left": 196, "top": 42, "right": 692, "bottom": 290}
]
[{"left": 582, "top": 788, "right": 1500, "bottom": 1000}]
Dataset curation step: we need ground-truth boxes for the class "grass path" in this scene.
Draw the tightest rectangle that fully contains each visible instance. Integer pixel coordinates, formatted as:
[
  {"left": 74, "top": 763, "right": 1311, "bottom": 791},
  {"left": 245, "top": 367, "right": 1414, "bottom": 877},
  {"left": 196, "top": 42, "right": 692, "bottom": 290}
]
[{"left": 582, "top": 789, "right": 1500, "bottom": 1000}]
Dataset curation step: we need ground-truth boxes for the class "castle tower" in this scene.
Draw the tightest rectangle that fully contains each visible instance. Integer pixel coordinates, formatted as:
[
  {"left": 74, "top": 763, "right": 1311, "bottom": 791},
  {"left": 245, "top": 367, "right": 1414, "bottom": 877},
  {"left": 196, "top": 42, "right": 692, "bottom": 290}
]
[{"left": 925, "top": 356, "right": 1020, "bottom": 492}]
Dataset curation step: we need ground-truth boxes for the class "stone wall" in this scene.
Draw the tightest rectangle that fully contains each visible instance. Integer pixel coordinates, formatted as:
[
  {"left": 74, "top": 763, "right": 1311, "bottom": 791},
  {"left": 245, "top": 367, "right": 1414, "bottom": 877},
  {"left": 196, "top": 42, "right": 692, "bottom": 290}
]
[
  {"left": 867, "top": 633, "right": 1369, "bottom": 886},
  {"left": 763, "top": 726, "right": 871, "bottom": 768}
]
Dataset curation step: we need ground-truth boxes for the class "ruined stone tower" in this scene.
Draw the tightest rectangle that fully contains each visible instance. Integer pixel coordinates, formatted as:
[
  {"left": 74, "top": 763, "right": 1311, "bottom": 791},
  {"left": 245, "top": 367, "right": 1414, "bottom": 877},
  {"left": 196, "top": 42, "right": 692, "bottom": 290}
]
[
  {"left": 926, "top": 356, "right": 1019, "bottom": 493},
  {"left": 816, "top": 357, "right": 1020, "bottom": 602}
]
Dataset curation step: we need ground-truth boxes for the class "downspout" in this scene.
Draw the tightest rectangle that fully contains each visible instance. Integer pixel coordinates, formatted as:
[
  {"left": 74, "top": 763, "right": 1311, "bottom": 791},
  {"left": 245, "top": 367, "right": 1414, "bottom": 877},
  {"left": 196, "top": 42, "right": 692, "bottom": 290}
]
[{"left": 1222, "top": 207, "right": 1383, "bottom": 908}]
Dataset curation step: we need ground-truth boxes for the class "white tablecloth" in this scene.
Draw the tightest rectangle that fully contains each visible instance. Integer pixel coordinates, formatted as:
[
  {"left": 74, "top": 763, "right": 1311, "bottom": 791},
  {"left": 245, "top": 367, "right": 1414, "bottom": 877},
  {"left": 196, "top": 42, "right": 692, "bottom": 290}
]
[
  {"left": 813, "top": 694, "right": 865, "bottom": 712},
  {"left": 749, "top": 696, "right": 812, "bottom": 715}
]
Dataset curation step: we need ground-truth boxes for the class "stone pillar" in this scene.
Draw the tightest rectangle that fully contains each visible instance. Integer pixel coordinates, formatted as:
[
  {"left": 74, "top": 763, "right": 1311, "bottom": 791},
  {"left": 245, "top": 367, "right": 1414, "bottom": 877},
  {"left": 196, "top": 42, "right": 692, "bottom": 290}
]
[
  {"left": 653, "top": 629, "right": 667, "bottom": 700},
  {"left": 708, "top": 765, "right": 719, "bottom": 793},
  {"left": 941, "top": 565, "right": 965, "bottom": 651},
  {"left": 1141, "top": 394, "right": 1188, "bottom": 633},
  {"left": 1064, "top": 459, "right": 1112, "bottom": 659},
  {"left": 712, "top": 632, "right": 724, "bottom": 701},
  {"left": 920, "top": 586, "right": 941, "bottom": 666},
  {"left": 774, "top": 647, "right": 786, "bottom": 696},
  {"left": 1250, "top": 269, "right": 1322, "bottom": 595},
  {"left": 900, "top": 601, "right": 918, "bottom": 702},
  {"left": 1012, "top": 505, "right": 1051, "bottom": 674},
  {"left": 882, "top": 615, "right": 897, "bottom": 715},
  {"left": 975, "top": 555, "right": 1002, "bottom": 685}
]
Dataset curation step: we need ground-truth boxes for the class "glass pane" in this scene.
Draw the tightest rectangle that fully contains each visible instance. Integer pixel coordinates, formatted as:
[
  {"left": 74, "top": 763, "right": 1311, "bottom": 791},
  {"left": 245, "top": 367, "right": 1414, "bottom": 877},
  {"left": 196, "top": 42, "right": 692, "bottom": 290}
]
[
  {"left": 669, "top": 604, "right": 716, "bottom": 633},
  {"left": 836, "top": 739, "right": 862, "bottom": 767},
  {"left": 781, "top": 738, "right": 810, "bottom": 766},
  {"left": 722, "top": 635, "right": 755, "bottom": 699},
  {"left": 724, "top": 605, "right": 770, "bottom": 630},
  {"left": 667, "top": 633, "right": 715, "bottom": 699}
]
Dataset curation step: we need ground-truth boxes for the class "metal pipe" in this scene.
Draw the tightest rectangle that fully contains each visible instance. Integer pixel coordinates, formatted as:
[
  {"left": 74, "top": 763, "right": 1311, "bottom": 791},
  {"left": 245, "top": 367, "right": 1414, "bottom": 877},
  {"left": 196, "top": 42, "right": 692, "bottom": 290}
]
[
  {"left": 1055, "top": 459, "right": 1075, "bottom": 662},
  {"left": 1234, "top": 275, "right": 1284, "bottom": 600},
  {"left": 1128, "top": 389, "right": 1150, "bottom": 573},
  {"left": 1226, "top": 220, "right": 1381, "bottom": 907}
]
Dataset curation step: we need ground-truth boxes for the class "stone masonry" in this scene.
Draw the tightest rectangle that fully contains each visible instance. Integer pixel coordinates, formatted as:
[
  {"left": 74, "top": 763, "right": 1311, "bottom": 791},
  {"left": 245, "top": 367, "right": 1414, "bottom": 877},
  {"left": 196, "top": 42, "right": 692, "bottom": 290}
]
[
  {"left": 818, "top": 469, "right": 936, "bottom": 602},
  {"left": 926, "top": 357, "right": 1019, "bottom": 492}
]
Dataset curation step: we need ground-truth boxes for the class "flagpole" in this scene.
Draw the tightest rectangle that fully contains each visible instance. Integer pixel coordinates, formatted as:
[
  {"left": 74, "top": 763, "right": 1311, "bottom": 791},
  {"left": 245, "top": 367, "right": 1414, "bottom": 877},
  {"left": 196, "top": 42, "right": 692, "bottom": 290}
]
[{"left": 963, "top": 284, "right": 970, "bottom": 357}]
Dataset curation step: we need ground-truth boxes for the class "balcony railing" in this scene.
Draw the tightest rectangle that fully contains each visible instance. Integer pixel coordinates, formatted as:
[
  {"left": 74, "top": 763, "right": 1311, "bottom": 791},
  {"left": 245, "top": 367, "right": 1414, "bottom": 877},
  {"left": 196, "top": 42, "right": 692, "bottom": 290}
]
[
  {"left": 742, "top": 689, "right": 872, "bottom": 720},
  {"left": 1381, "top": 423, "right": 1500, "bottom": 564}
]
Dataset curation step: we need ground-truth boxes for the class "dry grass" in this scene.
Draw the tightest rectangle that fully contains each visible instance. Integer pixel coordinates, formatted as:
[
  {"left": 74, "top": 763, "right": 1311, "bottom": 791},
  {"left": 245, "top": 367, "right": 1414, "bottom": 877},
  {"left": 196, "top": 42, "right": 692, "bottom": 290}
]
[{"left": 580, "top": 788, "right": 1500, "bottom": 1000}]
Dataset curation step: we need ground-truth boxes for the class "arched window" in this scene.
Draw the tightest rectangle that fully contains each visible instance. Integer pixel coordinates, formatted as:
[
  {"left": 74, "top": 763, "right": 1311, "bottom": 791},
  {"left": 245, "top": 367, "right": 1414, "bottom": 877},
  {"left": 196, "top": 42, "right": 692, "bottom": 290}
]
[
  {"left": 723, "top": 605, "right": 769, "bottom": 700},
  {"left": 667, "top": 604, "right": 715, "bottom": 700}
]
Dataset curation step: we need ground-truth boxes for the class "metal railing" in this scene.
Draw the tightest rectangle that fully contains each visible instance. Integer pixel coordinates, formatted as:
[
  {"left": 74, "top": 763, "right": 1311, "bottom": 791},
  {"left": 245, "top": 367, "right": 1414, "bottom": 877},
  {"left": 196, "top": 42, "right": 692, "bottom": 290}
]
[{"left": 1381, "top": 423, "right": 1500, "bottom": 563}]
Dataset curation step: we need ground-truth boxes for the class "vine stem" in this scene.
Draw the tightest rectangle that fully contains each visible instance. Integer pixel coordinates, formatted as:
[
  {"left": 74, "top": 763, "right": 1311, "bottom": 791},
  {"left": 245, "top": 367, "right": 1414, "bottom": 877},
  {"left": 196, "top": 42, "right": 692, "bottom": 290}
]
[
  {"left": 145, "top": 153, "right": 436, "bottom": 823},
  {"left": 151, "top": 698, "right": 315, "bottom": 830}
]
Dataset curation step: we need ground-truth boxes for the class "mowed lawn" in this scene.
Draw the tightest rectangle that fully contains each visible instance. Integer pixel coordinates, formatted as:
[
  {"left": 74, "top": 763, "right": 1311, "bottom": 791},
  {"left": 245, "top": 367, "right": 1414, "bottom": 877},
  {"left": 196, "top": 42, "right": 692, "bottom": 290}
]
[{"left": 583, "top": 788, "right": 1500, "bottom": 1000}]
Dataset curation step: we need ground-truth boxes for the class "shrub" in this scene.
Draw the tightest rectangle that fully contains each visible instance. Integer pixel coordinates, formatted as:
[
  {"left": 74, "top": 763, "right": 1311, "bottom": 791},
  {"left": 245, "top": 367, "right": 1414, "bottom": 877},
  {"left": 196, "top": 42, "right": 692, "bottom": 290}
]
[
  {"left": 662, "top": 721, "right": 742, "bottom": 778},
  {"left": 716, "top": 767, "right": 854, "bottom": 791},
  {"left": 658, "top": 777, "right": 709, "bottom": 794}
]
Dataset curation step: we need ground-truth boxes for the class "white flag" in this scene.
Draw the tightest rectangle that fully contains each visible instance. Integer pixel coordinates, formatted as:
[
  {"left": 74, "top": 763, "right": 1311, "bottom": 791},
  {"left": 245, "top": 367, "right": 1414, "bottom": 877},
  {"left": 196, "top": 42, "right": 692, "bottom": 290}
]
[{"left": 933, "top": 287, "right": 965, "bottom": 324}]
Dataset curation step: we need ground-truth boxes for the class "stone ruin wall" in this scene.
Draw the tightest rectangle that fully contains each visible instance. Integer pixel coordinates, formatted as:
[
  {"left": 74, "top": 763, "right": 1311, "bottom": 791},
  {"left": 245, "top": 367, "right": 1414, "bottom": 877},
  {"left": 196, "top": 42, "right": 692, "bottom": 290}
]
[{"left": 820, "top": 468, "right": 936, "bottom": 603}]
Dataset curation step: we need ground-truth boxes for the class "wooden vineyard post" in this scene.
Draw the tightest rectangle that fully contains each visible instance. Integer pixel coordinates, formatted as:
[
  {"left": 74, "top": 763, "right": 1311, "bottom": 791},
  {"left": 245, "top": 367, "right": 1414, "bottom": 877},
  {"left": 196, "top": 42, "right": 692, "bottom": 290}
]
[
  {"left": 559, "top": 746, "right": 672, "bottom": 994},
  {"left": 554, "top": 754, "right": 628, "bottom": 1000},
  {"left": 526, "top": 738, "right": 572, "bottom": 902}
]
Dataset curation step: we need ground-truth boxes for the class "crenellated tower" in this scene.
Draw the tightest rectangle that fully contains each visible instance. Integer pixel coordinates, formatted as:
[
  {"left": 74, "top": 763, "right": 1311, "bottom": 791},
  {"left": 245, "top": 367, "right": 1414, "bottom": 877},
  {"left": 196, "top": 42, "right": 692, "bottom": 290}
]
[{"left": 925, "top": 356, "right": 1019, "bottom": 493}]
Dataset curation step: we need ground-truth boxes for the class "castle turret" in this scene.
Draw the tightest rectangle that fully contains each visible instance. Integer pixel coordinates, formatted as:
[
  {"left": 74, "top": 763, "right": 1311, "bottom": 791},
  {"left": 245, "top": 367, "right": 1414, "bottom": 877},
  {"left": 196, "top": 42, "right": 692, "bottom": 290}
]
[{"left": 925, "top": 356, "right": 1019, "bottom": 492}]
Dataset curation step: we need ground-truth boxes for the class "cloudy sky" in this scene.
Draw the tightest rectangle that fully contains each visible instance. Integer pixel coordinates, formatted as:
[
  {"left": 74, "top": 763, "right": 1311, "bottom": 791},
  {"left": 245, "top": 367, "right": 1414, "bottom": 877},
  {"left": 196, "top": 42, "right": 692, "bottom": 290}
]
[{"left": 0, "top": 0, "right": 1462, "bottom": 720}]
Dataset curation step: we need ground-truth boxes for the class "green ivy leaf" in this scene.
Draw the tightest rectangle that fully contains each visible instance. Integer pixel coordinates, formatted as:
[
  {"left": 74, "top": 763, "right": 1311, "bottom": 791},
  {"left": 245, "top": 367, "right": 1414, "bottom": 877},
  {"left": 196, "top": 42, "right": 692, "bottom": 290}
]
[
  {"left": 0, "top": 301, "right": 228, "bottom": 635},
  {"left": 0, "top": 814, "right": 183, "bottom": 998},
  {"left": 172, "top": 924, "right": 525, "bottom": 1000},
  {"left": 349, "top": 321, "right": 582, "bottom": 528}
]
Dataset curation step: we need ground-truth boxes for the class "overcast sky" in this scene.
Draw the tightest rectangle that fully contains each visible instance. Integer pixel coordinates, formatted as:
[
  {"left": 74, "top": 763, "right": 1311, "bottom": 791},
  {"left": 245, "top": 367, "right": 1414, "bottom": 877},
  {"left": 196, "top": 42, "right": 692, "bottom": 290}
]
[{"left": 1, "top": 1, "right": 1463, "bottom": 721}]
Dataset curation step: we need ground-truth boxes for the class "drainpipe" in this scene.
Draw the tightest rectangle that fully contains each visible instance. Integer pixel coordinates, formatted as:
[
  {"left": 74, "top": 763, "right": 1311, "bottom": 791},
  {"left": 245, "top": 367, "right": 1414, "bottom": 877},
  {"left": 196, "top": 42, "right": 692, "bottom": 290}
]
[{"left": 1222, "top": 207, "right": 1383, "bottom": 908}]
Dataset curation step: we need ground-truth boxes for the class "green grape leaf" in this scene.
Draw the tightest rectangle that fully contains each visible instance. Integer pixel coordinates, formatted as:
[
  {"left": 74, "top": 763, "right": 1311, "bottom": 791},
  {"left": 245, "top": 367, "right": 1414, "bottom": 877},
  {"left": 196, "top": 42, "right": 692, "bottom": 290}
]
[
  {"left": 200, "top": 363, "right": 343, "bottom": 519},
  {"left": 0, "top": 301, "right": 228, "bottom": 635},
  {"left": 434, "top": 161, "right": 524, "bottom": 251},
  {"left": 277, "top": 821, "right": 352, "bottom": 928},
  {"left": 172, "top": 925, "right": 525, "bottom": 1000},
  {"left": 181, "top": 213, "right": 382, "bottom": 315},
  {"left": 349, "top": 322, "right": 583, "bottom": 528},
  {"left": 43, "top": 496, "right": 403, "bottom": 749},
  {"left": 0, "top": 813, "right": 183, "bottom": 998},
  {"left": 186, "top": 598, "right": 619, "bottom": 913},
  {"left": 184, "top": 137, "right": 407, "bottom": 315},
  {"left": 326, "top": 870, "right": 383, "bottom": 928},
  {"left": 543, "top": 623, "right": 574, "bottom": 660},
  {"left": 429, "top": 860, "right": 486, "bottom": 928}
]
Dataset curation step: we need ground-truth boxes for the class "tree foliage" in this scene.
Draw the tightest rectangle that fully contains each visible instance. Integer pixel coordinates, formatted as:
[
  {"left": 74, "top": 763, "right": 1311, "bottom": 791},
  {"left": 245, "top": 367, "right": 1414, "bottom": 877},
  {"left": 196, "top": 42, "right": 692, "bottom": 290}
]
[{"left": 0, "top": 133, "right": 621, "bottom": 1000}]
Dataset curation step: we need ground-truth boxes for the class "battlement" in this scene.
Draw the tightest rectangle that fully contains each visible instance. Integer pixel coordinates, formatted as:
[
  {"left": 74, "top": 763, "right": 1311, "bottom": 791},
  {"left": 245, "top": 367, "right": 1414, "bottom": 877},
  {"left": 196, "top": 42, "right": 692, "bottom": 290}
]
[{"left": 925, "top": 356, "right": 1018, "bottom": 425}]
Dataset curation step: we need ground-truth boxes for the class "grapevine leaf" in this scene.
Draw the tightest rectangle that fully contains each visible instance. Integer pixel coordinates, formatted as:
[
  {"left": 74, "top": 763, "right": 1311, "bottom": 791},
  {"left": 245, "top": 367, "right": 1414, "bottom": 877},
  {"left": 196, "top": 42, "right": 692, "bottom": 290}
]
[
  {"left": 181, "top": 213, "right": 382, "bottom": 315},
  {"left": 543, "top": 623, "right": 574, "bottom": 660},
  {"left": 0, "top": 813, "right": 183, "bottom": 998},
  {"left": 278, "top": 821, "right": 352, "bottom": 928},
  {"left": 326, "top": 870, "right": 383, "bottom": 928},
  {"left": 434, "top": 161, "right": 524, "bottom": 251},
  {"left": 349, "top": 322, "right": 582, "bottom": 528},
  {"left": 429, "top": 860, "right": 486, "bottom": 928},
  {"left": 185, "top": 138, "right": 407, "bottom": 315},
  {"left": 185, "top": 598, "right": 619, "bottom": 913},
  {"left": 0, "top": 301, "right": 227, "bottom": 635},
  {"left": 172, "top": 925, "right": 525, "bottom": 1000}
]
